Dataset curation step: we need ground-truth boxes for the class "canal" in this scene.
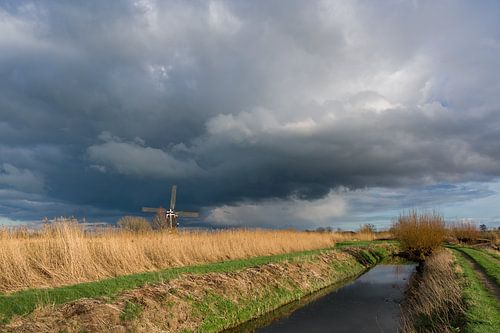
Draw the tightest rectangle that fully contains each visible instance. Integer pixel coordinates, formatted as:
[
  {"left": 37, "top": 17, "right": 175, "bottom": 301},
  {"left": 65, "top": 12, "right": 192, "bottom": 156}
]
[{"left": 227, "top": 264, "right": 416, "bottom": 333}]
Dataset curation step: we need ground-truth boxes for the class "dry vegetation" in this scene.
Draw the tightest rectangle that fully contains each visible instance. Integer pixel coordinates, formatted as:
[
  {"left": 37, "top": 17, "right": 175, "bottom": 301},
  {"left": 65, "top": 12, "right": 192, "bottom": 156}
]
[
  {"left": 449, "top": 221, "right": 480, "bottom": 244},
  {"left": 392, "top": 211, "right": 447, "bottom": 260},
  {"left": 117, "top": 216, "right": 151, "bottom": 233},
  {"left": 4, "top": 248, "right": 391, "bottom": 333},
  {"left": 401, "top": 250, "right": 464, "bottom": 333},
  {"left": 0, "top": 220, "right": 385, "bottom": 293}
]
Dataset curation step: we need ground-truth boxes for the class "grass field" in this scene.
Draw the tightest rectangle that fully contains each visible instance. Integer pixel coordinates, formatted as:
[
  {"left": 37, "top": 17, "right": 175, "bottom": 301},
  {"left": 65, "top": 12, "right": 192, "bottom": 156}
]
[{"left": 0, "top": 222, "right": 386, "bottom": 293}]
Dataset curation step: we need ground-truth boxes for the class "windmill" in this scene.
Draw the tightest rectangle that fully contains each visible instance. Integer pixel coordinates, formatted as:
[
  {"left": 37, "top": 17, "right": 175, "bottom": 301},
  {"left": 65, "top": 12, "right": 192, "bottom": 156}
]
[{"left": 142, "top": 185, "right": 199, "bottom": 229}]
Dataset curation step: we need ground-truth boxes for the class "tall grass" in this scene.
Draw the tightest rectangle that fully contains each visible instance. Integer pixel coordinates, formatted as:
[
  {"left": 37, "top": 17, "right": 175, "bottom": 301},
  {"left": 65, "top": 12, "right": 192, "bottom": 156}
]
[
  {"left": 392, "top": 211, "right": 446, "bottom": 260},
  {"left": 0, "top": 222, "right": 345, "bottom": 293},
  {"left": 401, "top": 250, "right": 464, "bottom": 333}
]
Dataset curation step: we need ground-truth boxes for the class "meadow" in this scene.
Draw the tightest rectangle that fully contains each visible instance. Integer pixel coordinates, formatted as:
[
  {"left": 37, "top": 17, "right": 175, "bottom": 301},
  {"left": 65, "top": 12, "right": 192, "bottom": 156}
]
[{"left": 0, "top": 221, "right": 384, "bottom": 293}]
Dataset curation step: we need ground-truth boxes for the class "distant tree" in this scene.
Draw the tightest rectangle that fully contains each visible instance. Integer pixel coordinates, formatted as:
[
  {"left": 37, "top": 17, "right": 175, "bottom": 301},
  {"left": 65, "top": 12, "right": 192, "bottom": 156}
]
[
  {"left": 479, "top": 224, "right": 488, "bottom": 232},
  {"left": 326, "top": 226, "right": 333, "bottom": 232},
  {"left": 117, "top": 216, "right": 151, "bottom": 233},
  {"left": 315, "top": 227, "right": 326, "bottom": 233},
  {"left": 359, "top": 223, "right": 376, "bottom": 233},
  {"left": 151, "top": 208, "right": 171, "bottom": 230}
]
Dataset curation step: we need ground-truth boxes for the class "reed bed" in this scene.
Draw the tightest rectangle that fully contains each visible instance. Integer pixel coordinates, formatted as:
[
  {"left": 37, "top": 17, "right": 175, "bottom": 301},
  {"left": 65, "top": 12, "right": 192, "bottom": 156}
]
[{"left": 0, "top": 222, "right": 345, "bottom": 293}]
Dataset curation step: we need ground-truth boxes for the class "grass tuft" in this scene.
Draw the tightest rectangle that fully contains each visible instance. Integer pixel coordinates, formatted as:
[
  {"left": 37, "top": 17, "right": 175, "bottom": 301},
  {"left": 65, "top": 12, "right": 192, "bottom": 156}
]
[{"left": 120, "top": 301, "right": 143, "bottom": 322}]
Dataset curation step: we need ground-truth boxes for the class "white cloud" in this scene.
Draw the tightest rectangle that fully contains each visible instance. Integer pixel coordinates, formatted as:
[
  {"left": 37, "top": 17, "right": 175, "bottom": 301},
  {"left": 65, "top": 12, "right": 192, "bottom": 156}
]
[
  {"left": 206, "top": 190, "right": 347, "bottom": 228},
  {"left": 87, "top": 133, "right": 202, "bottom": 178},
  {"left": 208, "top": 1, "right": 241, "bottom": 35}
]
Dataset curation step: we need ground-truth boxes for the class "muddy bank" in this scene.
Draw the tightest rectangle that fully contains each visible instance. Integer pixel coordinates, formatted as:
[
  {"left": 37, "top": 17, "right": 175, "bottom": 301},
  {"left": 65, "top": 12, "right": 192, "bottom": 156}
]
[{"left": 3, "top": 244, "right": 397, "bottom": 333}]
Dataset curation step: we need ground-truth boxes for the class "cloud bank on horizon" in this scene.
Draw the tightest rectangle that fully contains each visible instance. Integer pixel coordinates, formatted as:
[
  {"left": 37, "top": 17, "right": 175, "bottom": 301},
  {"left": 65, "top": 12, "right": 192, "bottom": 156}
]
[{"left": 1, "top": 0, "right": 500, "bottom": 228}]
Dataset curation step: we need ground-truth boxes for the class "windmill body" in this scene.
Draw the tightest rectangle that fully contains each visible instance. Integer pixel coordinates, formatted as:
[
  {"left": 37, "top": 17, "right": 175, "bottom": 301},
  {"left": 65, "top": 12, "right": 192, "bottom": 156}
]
[{"left": 142, "top": 185, "right": 199, "bottom": 229}]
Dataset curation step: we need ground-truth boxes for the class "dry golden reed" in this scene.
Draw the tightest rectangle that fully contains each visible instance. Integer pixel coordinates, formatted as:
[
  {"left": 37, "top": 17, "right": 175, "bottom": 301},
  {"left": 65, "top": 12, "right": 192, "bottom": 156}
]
[
  {"left": 401, "top": 250, "right": 464, "bottom": 333},
  {"left": 0, "top": 222, "right": 346, "bottom": 293}
]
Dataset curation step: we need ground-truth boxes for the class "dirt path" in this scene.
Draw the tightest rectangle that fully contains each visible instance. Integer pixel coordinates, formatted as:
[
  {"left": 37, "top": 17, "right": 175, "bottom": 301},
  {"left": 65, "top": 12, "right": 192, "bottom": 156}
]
[{"left": 457, "top": 250, "right": 500, "bottom": 300}]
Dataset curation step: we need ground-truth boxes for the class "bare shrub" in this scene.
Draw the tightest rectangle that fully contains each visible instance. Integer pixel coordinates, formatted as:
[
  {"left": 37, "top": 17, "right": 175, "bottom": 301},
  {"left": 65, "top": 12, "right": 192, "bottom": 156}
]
[
  {"left": 392, "top": 211, "right": 446, "bottom": 260},
  {"left": 482, "top": 229, "right": 500, "bottom": 248},
  {"left": 358, "top": 223, "right": 376, "bottom": 233},
  {"left": 151, "top": 208, "right": 170, "bottom": 230},
  {"left": 117, "top": 216, "right": 151, "bottom": 233},
  {"left": 449, "top": 221, "right": 480, "bottom": 244},
  {"left": 401, "top": 250, "right": 464, "bottom": 333}
]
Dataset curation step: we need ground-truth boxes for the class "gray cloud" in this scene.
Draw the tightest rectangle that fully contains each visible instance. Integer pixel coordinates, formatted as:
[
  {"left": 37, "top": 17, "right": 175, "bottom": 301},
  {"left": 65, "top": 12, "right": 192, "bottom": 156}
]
[
  {"left": 1, "top": 0, "right": 500, "bottom": 227},
  {"left": 87, "top": 132, "right": 202, "bottom": 178},
  {"left": 0, "top": 163, "right": 44, "bottom": 192}
]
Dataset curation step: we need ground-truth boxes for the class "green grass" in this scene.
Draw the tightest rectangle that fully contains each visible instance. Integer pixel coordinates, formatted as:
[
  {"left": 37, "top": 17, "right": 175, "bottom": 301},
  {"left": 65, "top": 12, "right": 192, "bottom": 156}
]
[
  {"left": 453, "top": 250, "right": 500, "bottom": 333},
  {"left": 456, "top": 247, "right": 500, "bottom": 286},
  {"left": 192, "top": 286, "right": 307, "bottom": 333},
  {"left": 120, "top": 301, "right": 143, "bottom": 322},
  {"left": 482, "top": 249, "right": 500, "bottom": 261}
]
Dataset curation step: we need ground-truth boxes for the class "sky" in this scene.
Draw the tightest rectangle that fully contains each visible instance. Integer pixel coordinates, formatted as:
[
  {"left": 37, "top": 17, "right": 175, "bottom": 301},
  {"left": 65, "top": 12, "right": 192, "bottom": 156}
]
[{"left": 1, "top": 0, "right": 500, "bottom": 230}]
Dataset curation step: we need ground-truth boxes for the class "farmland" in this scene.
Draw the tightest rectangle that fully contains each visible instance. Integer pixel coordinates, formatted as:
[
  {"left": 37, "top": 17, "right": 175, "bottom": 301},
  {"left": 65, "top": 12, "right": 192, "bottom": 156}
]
[{"left": 0, "top": 214, "right": 498, "bottom": 332}]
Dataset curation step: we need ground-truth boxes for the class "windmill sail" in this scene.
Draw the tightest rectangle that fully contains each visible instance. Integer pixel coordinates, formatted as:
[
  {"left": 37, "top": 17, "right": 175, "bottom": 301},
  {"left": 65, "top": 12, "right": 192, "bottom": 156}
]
[
  {"left": 170, "top": 185, "right": 177, "bottom": 210},
  {"left": 142, "top": 207, "right": 161, "bottom": 213},
  {"left": 177, "top": 211, "right": 199, "bottom": 218}
]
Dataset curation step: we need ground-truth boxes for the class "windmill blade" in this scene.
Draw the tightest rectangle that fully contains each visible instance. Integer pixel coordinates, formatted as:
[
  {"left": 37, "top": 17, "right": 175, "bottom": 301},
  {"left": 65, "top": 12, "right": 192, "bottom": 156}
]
[
  {"left": 170, "top": 185, "right": 177, "bottom": 210},
  {"left": 177, "top": 211, "right": 199, "bottom": 218},
  {"left": 142, "top": 207, "right": 160, "bottom": 213}
]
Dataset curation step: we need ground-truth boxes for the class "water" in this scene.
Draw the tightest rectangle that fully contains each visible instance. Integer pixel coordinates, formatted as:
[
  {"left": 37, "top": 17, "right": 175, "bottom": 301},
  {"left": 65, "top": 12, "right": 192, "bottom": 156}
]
[{"left": 227, "top": 264, "right": 416, "bottom": 333}]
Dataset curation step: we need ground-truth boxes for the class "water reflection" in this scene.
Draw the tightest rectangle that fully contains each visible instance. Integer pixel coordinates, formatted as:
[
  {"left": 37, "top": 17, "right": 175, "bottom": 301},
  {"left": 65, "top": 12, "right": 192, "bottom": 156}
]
[{"left": 226, "top": 264, "right": 416, "bottom": 333}]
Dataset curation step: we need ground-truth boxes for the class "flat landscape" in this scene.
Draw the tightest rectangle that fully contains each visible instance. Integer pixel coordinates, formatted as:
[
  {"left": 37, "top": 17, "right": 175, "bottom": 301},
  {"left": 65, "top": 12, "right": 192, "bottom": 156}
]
[
  {"left": 1, "top": 1, "right": 500, "bottom": 332},
  {"left": 0, "top": 214, "right": 498, "bottom": 332}
]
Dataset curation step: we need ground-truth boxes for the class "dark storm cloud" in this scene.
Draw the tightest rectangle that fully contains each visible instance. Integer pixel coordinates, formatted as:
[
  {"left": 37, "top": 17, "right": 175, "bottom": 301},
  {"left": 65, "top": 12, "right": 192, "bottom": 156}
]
[{"left": 1, "top": 0, "right": 500, "bottom": 226}]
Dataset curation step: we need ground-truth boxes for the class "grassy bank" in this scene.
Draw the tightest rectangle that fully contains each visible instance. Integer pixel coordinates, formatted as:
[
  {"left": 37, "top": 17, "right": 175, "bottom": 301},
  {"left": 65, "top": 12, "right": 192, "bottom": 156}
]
[
  {"left": 455, "top": 247, "right": 500, "bottom": 285},
  {"left": 0, "top": 247, "right": 328, "bottom": 324},
  {"left": 453, "top": 251, "right": 500, "bottom": 333},
  {"left": 400, "top": 248, "right": 500, "bottom": 333},
  {"left": 2, "top": 243, "right": 397, "bottom": 332}
]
